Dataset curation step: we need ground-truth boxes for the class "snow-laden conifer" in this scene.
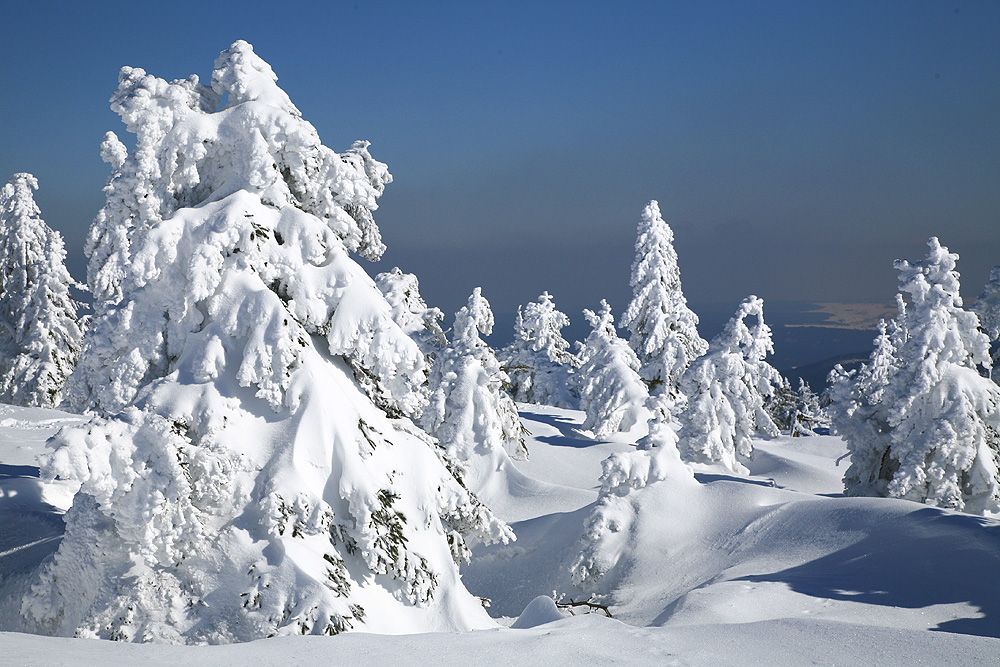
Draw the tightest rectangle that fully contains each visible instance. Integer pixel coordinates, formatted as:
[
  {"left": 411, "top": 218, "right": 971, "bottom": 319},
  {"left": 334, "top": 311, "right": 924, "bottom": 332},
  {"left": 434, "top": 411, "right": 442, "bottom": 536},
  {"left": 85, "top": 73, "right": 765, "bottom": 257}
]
[
  {"left": 620, "top": 201, "right": 707, "bottom": 399},
  {"left": 973, "top": 265, "right": 1000, "bottom": 380},
  {"left": 675, "top": 296, "right": 781, "bottom": 474},
  {"left": 23, "top": 42, "right": 511, "bottom": 643},
  {"left": 0, "top": 174, "right": 82, "bottom": 407},
  {"left": 577, "top": 300, "right": 648, "bottom": 437},
  {"left": 848, "top": 238, "right": 1000, "bottom": 513},
  {"left": 500, "top": 291, "right": 579, "bottom": 408},
  {"left": 791, "top": 379, "right": 828, "bottom": 436},
  {"left": 423, "top": 288, "right": 529, "bottom": 494},
  {"left": 829, "top": 317, "right": 901, "bottom": 494}
]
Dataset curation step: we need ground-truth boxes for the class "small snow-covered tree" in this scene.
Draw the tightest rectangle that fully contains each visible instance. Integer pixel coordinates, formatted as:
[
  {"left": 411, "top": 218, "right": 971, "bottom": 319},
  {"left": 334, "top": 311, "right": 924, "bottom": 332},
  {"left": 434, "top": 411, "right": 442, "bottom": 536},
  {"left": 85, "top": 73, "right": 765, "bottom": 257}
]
[
  {"left": 23, "top": 42, "right": 511, "bottom": 644},
  {"left": 375, "top": 267, "right": 446, "bottom": 360},
  {"left": 843, "top": 238, "right": 1000, "bottom": 513},
  {"left": 829, "top": 317, "right": 901, "bottom": 493},
  {"left": 791, "top": 379, "right": 828, "bottom": 436},
  {"left": 620, "top": 200, "right": 707, "bottom": 399},
  {"left": 973, "top": 265, "right": 1000, "bottom": 380},
  {"left": 577, "top": 300, "right": 648, "bottom": 437},
  {"left": 500, "top": 291, "right": 579, "bottom": 408},
  {"left": 676, "top": 296, "right": 781, "bottom": 474},
  {"left": 571, "top": 413, "right": 695, "bottom": 590},
  {"left": 423, "top": 288, "right": 529, "bottom": 491},
  {"left": 0, "top": 173, "right": 82, "bottom": 407}
]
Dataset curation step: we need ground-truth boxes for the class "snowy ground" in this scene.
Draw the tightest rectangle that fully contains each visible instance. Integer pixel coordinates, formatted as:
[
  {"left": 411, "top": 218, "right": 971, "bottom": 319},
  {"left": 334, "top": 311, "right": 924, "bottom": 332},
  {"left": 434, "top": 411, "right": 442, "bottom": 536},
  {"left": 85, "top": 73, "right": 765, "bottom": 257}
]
[{"left": 2, "top": 403, "right": 999, "bottom": 665}]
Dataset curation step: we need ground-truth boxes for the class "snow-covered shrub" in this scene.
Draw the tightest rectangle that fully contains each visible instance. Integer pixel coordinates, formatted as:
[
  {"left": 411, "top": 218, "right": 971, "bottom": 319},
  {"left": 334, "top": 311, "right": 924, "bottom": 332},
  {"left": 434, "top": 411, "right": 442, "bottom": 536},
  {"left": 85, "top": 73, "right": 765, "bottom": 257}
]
[
  {"left": 571, "top": 424, "right": 695, "bottom": 590},
  {"left": 423, "top": 288, "right": 529, "bottom": 491},
  {"left": 577, "top": 300, "right": 648, "bottom": 437},
  {"left": 0, "top": 173, "right": 83, "bottom": 407},
  {"left": 675, "top": 296, "right": 781, "bottom": 474},
  {"left": 500, "top": 291, "right": 579, "bottom": 408},
  {"left": 837, "top": 238, "right": 1000, "bottom": 514},
  {"left": 620, "top": 200, "right": 707, "bottom": 399},
  {"left": 23, "top": 41, "right": 511, "bottom": 643}
]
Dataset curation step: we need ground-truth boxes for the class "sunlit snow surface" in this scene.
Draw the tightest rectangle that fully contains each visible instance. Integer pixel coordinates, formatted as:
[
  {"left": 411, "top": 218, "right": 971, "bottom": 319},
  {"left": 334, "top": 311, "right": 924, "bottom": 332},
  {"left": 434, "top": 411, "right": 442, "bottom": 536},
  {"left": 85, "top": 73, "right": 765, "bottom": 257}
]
[{"left": 3, "top": 402, "right": 1000, "bottom": 665}]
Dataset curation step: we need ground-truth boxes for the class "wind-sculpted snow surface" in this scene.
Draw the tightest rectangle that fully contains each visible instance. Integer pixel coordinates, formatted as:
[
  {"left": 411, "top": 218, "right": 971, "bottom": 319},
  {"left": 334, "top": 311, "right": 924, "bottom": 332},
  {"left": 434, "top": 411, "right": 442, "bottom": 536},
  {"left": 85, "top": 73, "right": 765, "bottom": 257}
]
[{"left": 20, "top": 41, "right": 511, "bottom": 643}]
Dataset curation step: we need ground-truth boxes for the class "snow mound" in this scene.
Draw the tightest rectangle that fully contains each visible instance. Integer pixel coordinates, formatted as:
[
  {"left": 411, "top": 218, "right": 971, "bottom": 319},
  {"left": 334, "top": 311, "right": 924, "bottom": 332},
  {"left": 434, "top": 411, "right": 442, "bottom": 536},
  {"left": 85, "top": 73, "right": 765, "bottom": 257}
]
[{"left": 510, "top": 595, "right": 566, "bottom": 628}]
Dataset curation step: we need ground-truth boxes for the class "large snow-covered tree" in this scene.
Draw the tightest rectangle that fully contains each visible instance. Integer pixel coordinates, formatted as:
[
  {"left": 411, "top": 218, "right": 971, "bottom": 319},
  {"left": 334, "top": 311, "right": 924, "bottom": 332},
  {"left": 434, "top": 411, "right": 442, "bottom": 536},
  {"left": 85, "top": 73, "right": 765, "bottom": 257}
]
[
  {"left": 577, "top": 300, "right": 648, "bottom": 437},
  {"left": 839, "top": 238, "right": 1000, "bottom": 513},
  {"left": 0, "top": 173, "right": 82, "bottom": 407},
  {"left": 619, "top": 200, "right": 707, "bottom": 399},
  {"left": 675, "top": 296, "right": 781, "bottom": 474},
  {"left": 500, "top": 291, "right": 579, "bottom": 408},
  {"left": 422, "top": 288, "right": 529, "bottom": 493},
  {"left": 973, "top": 265, "right": 1000, "bottom": 381},
  {"left": 22, "top": 42, "right": 511, "bottom": 644}
]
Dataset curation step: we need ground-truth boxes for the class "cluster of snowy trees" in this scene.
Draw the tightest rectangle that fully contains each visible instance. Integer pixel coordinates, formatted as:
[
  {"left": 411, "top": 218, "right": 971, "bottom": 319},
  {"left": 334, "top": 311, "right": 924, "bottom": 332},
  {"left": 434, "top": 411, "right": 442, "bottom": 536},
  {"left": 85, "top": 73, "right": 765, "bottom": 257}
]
[{"left": 1, "top": 40, "right": 999, "bottom": 644}]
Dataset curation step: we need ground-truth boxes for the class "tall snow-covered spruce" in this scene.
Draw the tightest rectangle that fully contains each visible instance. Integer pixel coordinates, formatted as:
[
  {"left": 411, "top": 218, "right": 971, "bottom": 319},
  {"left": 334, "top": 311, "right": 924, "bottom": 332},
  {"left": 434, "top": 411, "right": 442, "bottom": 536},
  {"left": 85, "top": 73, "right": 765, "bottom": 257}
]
[
  {"left": 838, "top": 238, "right": 1000, "bottom": 513},
  {"left": 620, "top": 200, "right": 707, "bottom": 399},
  {"left": 0, "top": 173, "right": 82, "bottom": 407},
  {"left": 23, "top": 42, "right": 511, "bottom": 643}
]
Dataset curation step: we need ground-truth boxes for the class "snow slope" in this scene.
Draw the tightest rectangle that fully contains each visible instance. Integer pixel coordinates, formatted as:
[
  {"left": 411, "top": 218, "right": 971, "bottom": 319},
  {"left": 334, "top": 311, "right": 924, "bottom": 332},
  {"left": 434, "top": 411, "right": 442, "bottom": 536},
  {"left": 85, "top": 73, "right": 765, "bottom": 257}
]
[{"left": 2, "top": 403, "right": 999, "bottom": 664}]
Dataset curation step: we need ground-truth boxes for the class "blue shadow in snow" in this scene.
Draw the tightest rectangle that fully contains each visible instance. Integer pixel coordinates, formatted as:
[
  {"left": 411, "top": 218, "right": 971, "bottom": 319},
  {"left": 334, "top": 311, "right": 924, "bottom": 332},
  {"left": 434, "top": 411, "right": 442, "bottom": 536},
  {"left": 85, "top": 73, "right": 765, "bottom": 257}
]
[
  {"left": 735, "top": 507, "right": 1000, "bottom": 638},
  {"left": 695, "top": 472, "right": 777, "bottom": 488},
  {"left": 0, "top": 464, "right": 40, "bottom": 479},
  {"left": 519, "top": 410, "right": 603, "bottom": 449}
]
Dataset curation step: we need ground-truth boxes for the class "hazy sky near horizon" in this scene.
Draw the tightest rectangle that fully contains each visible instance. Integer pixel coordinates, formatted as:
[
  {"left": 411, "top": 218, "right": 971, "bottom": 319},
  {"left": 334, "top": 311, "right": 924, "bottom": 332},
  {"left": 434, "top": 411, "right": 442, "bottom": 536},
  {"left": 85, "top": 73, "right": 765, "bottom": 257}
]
[{"left": 1, "top": 0, "right": 998, "bottom": 325}]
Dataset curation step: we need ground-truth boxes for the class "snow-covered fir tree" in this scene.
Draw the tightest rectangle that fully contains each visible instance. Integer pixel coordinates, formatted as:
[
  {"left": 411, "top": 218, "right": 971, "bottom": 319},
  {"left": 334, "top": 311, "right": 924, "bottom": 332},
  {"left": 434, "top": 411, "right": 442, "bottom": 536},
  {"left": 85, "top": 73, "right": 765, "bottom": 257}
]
[
  {"left": 0, "top": 173, "right": 82, "bottom": 407},
  {"left": 423, "top": 288, "right": 529, "bottom": 494},
  {"left": 828, "top": 317, "right": 901, "bottom": 493},
  {"left": 972, "top": 265, "right": 1000, "bottom": 380},
  {"left": 22, "top": 42, "right": 512, "bottom": 644},
  {"left": 765, "top": 377, "right": 828, "bottom": 437},
  {"left": 838, "top": 238, "right": 1000, "bottom": 513},
  {"left": 500, "top": 291, "right": 579, "bottom": 408},
  {"left": 577, "top": 300, "right": 648, "bottom": 437},
  {"left": 791, "top": 378, "right": 828, "bottom": 436},
  {"left": 619, "top": 200, "right": 707, "bottom": 400},
  {"left": 675, "top": 296, "right": 781, "bottom": 474}
]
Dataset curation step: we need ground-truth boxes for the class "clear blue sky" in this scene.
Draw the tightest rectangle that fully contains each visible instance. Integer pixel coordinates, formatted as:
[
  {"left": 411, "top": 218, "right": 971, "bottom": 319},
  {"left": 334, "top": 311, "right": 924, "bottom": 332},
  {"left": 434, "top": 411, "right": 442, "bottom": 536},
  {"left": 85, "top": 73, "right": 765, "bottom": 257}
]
[{"left": 2, "top": 0, "right": 998, "bottom": 328}]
